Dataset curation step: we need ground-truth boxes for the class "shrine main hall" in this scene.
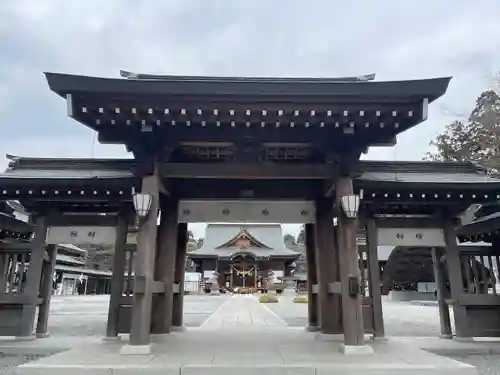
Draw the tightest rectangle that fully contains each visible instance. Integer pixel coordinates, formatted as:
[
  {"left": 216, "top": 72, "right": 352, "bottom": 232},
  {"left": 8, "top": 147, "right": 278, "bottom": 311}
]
[{"left": 1, "top": 70, "right": 500, "bottom": 357}]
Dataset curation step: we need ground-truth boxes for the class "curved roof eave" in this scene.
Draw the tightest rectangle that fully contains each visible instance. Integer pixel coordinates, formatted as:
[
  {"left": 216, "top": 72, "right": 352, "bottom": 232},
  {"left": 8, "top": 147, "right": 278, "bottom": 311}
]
[{"left": 45, "top": 72, "right": 452, "bottom": 103}]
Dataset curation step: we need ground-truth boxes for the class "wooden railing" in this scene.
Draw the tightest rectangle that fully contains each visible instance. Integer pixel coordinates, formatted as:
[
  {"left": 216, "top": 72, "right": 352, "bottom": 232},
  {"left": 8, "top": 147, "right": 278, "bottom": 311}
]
[
  {"left": 0, "top": 250, "right": 31, "bottom": 298},
  {"left": 459, "top": 249, "right": 500, "bottom": 296}
]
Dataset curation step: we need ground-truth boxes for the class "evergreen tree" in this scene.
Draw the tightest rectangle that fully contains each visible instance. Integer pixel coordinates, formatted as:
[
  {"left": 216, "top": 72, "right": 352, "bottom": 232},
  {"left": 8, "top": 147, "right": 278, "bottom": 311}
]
[
  {"left": 283, "top": 233, "right": 296, "bottom": 246},
  {"left": 296, "top": 225, "right": 305, "bottom": 244},
  {"left": 426, "top": 90, "right": 500, "bottom": 174}
]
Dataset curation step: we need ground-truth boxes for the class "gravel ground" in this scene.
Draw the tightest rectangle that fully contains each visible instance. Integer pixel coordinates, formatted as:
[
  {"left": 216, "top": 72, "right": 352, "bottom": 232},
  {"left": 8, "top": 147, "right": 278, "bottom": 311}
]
[
  {"left": 44, "top": 294, "right": 227, "bottom": 336},
  {"left": 266, "top": 295, "right": 444, "bottom": 337}
]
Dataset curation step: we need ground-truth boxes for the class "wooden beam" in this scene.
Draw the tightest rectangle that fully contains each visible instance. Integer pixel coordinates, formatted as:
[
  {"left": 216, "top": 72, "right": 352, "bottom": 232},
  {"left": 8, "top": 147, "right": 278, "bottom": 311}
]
[
  {"left": 171, "top": 179, "right": 322, "bottom": 199},
  {"left": 46, "top": 213, "right": 120, "bottom": 227},
  {"left": 159, "top": 162, "right": 336, "bottom": 179},
  {"left": 0, "top": 242, "right": 32, "bottom": 252},
  {"left": 458, "top": 294, "right": 500, "bottom": 306},
  {"left": 374, "top": 217, "right": 443, "bottom": 229}
]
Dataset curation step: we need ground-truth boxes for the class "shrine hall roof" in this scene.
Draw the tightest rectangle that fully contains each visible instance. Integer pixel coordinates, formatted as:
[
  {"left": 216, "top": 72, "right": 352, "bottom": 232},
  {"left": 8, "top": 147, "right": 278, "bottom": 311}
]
[
  {"left": 189, "top": 224, "right": 301, "bottom": 259},
  {"left": 45, "top": 72, "right": 451, "bottom": 103}
]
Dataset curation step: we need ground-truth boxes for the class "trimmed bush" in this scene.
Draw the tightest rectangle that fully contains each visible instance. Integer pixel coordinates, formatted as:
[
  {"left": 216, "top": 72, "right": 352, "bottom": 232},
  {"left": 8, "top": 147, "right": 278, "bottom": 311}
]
[
  {"left": 293, "top": 295, "right": 308, "bottom": 303},
  {"left": 259, "top": 293, "right": 279, "bottom": 303}
]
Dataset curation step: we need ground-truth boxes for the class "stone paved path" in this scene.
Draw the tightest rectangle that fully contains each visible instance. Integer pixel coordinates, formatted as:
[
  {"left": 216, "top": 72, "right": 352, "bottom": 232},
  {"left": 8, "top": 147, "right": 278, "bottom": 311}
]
[{"left": 201, "top": 294, "right": 287, "bottom": 328}]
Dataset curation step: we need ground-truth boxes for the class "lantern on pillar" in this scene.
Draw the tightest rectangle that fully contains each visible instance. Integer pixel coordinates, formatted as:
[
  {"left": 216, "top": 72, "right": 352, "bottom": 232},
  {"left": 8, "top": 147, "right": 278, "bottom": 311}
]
[
  {"left": 132, "top": 192, "right": 153, "bottom": 224},
  {"left": 340, "top": 195, "right": 360, "bottom": 219}
]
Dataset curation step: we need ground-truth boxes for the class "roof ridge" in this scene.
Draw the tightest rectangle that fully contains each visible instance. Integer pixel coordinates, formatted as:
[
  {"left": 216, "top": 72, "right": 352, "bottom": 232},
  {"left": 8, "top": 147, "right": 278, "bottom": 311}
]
[{"left": 120, "top": 70, "right": 377, "bottom": 83}]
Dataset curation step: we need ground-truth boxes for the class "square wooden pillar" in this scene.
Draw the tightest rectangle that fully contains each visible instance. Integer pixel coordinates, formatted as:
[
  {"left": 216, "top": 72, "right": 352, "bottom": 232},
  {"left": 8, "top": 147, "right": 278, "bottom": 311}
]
[
  {"left": 105, "top": 213, "right": 129, "bottom": 339},
  {"left": 19, "top": 214, "right": 47, "bottom": 338},
  {"left": 431, "top": 246, "right": 453, "bottom": 339},
  {"left": 365, "top": 218, "right": 385, "bottom": 338},
  {"left": 336, "top": 177, "right": 366, "bottom": 349},
  {"left": 314, "top": 198, "right": 342, "bottom": 334},
  {"left": 35, "top": 244, "right": 57, "bottom": 338},
  {"left": 305, "top": 223, "right": 320, "bottom": 331},
  {"left": 150, "top": 198, "right": 178, "bottom": 334},
  {"left": 126, "top": 174, "right": 159, "bottom": 352},
  {"left": 172, "top": 223, "right": 188, "bottom": 330},
  {"left": 442, "top": 218, "right": 469, "bottom": 338}
]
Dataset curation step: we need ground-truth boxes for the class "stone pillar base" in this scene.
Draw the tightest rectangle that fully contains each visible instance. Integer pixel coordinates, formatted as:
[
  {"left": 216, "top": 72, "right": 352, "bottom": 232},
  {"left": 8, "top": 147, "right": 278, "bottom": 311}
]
[
  {"left": 453, "top": 336, "right": 474, "bottom": 342},
  {"left": 119, "top": 344, "right": 152, "bottom": 355},
  {"left": 102, "top": 336, "right": 122, "bottom": 342},
  {"left": 369, "top": 335, "right": 388, "bottom": 342},
  {"left": 339, "top": 344, "right": 374, "bottom": 355},
  {"left": 172, "top": 325, "right": 187, "bottom": 332},
  {"left": 15, "top": 335, "right": 36, "bottom": 342},
  {"left": 304, "top": 325, "right": 321, "bottom": 332}
]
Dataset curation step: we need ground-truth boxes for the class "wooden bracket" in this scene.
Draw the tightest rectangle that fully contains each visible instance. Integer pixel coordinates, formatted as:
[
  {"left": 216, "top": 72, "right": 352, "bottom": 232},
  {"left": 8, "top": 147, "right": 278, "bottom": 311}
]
[
  {"left": 151, "top": 281, "right": 165, "bottom": 294},
  {"left": 173, "top": 283, "right": 180, "bottom": 294},
  {"left": 328, "top": 281, "right": 343, "bottom": 295},
  {"left": 134, "top": 276, "right": 146, "bottom": 295}
]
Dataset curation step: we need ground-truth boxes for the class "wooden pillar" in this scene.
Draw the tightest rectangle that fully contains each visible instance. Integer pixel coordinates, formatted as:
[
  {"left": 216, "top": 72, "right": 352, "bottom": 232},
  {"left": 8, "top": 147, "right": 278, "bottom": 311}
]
[
  {"left": 172, "top": 222, "right": 188, "bottom": 329},
  {"left": 129, "top": 174, "right": 159, "bottom": 347},
  {"left": 35, "top": 245, "right": 57, "bottom": 337},
  {"left": 19, "top": 214, "right": 47, "bottom": 337},
  {"left": 336, "top": 177, "right": 364, "bottom": 347},
  {"left": 284, "top": 263, "right": 291, "bottom": 277},
  {"left": 105, "top": 214, "right": 128, "bottom": 339},
  {"left": 315, "top": 198, "right": 342, "bottom": 334},
  {"left": 431, "top": 247, "right": 453, "bottom": 338},
  {"left": 442, "top": 218, "right": 469, "bottom": 338},
  {"left": 0, "top": 253, "right": 7, "bottom": 294},
  {"left": 230, "top": 266, "right": 234, "bottom": 290},
  {"left": 305, "top": 223, "right": 319, "bottom": 330},
  {"left": 365, "top": 218, "right": 385, "bottom": 338},
  {"left": 150, "top": 198, "right": 178, "bottom": 334}
]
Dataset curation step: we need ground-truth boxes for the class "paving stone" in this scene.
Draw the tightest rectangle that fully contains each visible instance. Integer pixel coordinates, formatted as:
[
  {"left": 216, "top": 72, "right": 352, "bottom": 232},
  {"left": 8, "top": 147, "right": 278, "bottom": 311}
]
[{"left": 201, "top": 295, "right": 286, "bottom": 329}]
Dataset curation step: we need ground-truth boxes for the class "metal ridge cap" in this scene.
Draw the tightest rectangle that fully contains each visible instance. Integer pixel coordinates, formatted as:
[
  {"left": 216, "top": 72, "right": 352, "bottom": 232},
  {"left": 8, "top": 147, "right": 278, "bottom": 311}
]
[{"left": 120, "top": 70, "right": 378, "bottom": 83}]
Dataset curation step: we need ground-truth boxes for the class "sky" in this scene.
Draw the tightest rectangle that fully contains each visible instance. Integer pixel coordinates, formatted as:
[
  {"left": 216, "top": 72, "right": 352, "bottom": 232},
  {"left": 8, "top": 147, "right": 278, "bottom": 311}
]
[{"left": 1, "top": 1, "right": 500, "bottom": 239}]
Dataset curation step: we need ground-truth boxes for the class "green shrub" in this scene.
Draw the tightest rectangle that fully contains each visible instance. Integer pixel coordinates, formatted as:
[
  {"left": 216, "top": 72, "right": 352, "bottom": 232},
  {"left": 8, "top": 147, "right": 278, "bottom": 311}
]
[
  {"left": 259, "top": 293, "right": 279, "bottom": 303},
  {"left": 293, "top": 295, "right": 308, "bottom": 303}
]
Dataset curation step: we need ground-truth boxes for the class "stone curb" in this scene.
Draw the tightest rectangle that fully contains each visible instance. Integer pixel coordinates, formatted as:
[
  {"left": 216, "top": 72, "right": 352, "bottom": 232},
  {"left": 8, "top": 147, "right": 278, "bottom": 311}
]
[
  {"left": 15, "top": 363, "right": 478, "bottom": 375},
  {"left": 424, "top": 345, "right": 500, "bottom": 356}
]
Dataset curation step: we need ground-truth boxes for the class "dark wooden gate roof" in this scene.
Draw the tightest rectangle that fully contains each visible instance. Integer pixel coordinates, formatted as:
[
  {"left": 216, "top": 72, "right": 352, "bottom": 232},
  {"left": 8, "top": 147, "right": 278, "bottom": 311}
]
[{"left": 43, "top": 72, "right": 452, "bottom": 155}]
